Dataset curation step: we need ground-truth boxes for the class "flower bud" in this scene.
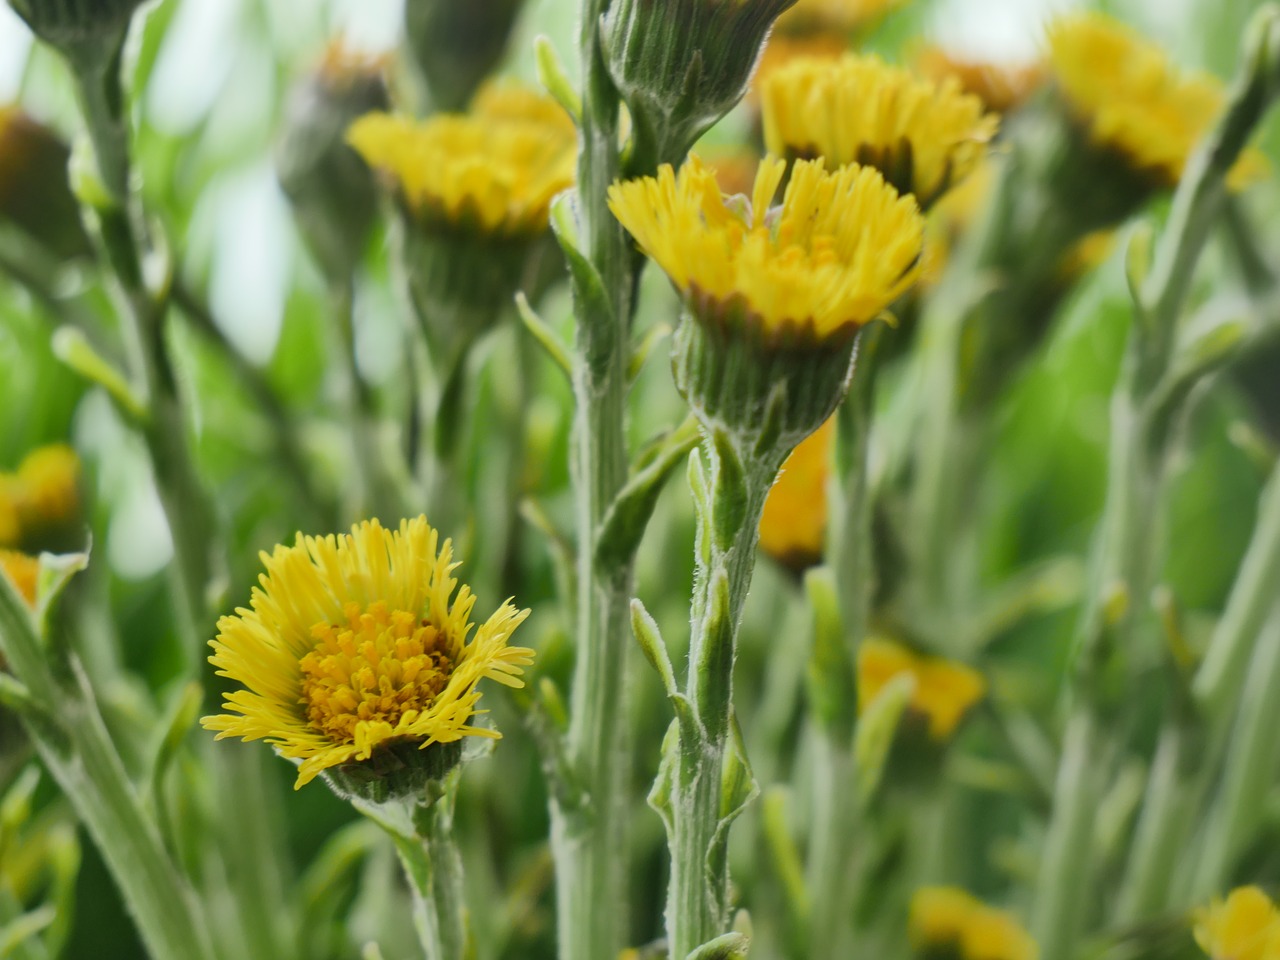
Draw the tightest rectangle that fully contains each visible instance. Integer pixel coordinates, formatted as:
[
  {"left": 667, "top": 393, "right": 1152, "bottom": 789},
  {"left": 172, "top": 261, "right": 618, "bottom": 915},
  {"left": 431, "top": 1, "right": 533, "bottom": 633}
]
[
  {"left": 276, "top": 44, "right": 390, "bottom": 281},
  {"left": 6, "top": 0, "right": 143, "bottom": 60},
  {"left": 0, "top": 107, "right": 91, "bottom": 260},
  {"left": 602, "top": 0, "right": 797, "bottom": 166},
  {"left": 403, "top": 0, "right": 526, "bottom": 112}
]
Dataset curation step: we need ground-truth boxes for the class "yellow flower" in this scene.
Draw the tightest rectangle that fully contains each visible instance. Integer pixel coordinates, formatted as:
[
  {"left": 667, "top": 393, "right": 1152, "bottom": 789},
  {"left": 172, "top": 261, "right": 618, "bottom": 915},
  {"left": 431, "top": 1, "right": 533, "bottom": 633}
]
[
  {"left": 347, "top": 83, "right": 576, "bottom": 237},
  {"left": 748, "top": 33, "right": 848, "bottom": 107},
  {"left": 761, "top": 53, "right": 999, "bottom": 208},
  {"left": 1194, "top": 887, "right": 1280, "bottom": 960},
  {"left": 14, "top": 444, "right": 81, "bottom": 534},
  {"left": 1046, "top": 12, "right": 1262, "bottom": 190},
  {"left": 0, "top": 550, "right": 38, "bottom": 608},
  {"left": 759, "top": 416, "right": 834, "bottom": 569},
  {"left": 910, "top": 887, "right": 1038, "bottom": 960},
  {"left": 775, "top": 0, "right": 907, "bottom": 37},
  {"left": 858, "top": 638, "right": 986, "bottom": 740},
  {"left": 608, "top": 154, "right": 924, "bottom": 342},
  {"left": 202, "top": 517, "right": 534, "bottom": 789},
  {"left": 0, "top": 479, "right": 19, "bottom": 548},
  {"left": 915, "top": 45, "right": 1045, "bottom": 115}
]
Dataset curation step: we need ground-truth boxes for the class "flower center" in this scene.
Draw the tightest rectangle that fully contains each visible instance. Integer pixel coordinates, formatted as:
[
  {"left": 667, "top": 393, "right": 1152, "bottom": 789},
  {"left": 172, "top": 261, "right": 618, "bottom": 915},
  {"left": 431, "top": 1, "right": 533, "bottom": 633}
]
[{"left": 299, "top": 601, "right": 454, "bottom": 745}]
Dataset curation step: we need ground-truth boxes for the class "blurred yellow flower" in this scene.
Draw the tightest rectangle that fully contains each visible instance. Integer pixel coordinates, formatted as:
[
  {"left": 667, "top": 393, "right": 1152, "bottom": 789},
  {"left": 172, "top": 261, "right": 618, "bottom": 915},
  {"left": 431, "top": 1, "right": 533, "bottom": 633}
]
[
  {"left": 748, "top": 33, "right": 848, "bottom": 106},
  {"left": 0, "top": 549, "right": 38, "bottom": 608},
  {"left": 14, "top": 444, "right": 81, "bottom": 534},
  {"left": 915, "top": 45, "right": 1045, "bottom": 115},
  {"left": 1194, "top": 887, "right": 1280, "bottom": 960},
  {"left": 1046, "top": 12, "right": 1262, "bottom": 190},
  {"left": 0, "top": 480, "right": 19, "bottom": 548},
  {"left": 775, "top": 0, "right": 906, "bottom": 36},
  {"left": 203, "top": 517, "right": 534, "bottom": 789},
  {"left": 858, "top": 638, "right": 986, "bottom": 740},
  {"left": 608, "top": 155, "right": 924, "bottom": 342},
  {"left": 759, "top": 416, "right": 834, "bottom": 569},
  {"left": 347, "top": 83, "right": 576, "bottom": 237},
  {"left": 761, "top": 54, "right": 999, "bottom": 208},
  {"left": 910, "top": 887, "right": 1038, "bottom": 960}
]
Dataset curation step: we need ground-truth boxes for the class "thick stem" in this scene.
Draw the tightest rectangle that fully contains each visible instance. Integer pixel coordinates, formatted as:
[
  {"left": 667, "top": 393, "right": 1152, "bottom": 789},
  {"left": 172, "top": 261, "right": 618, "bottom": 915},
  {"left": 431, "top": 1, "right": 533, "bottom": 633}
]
[
  {"left": 1190, "top": 605, "right": 1280, "bottom": 897},
  {"left": 550, "top": 3, "right": 638, "bottom": 958},
  {"left": 391, "top": 801, "right": 469, "bottom": 960},
  {"left": 1114, "top": 721, "right": 1199, "bottom": 921},
  {"left": 1032, "top": 709, "right": 1104, "bottom": 960},
  {"left": 667, "top": 454, "right": 774, "bottom": 958}
]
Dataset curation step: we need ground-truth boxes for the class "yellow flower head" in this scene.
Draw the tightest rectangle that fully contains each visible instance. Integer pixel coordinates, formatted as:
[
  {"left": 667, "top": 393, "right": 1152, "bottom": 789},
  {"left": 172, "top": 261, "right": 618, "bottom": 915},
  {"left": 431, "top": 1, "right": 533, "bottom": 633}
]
[
  {"left": 1195, "top": 887, "right": 1280, "bottom": 960},
  {"left": 347, "top": 84, "right": 576, "bottom": 237},
  {"left": 1046, "top": 12, "right": 1260, "bottom": 190},
  {"left": 759, "top": 415, "right": 834, "bottom": 569},
  {"left": 202, "top": 517, "right": 534, "bottom": 789},
  {"left": 916, "top": 45, "right": 1046, "bottom": 115},
  {"left": 858, "top": 638, "right": 986, "bottom": 740},
  {"left": 0, "top": 550, "right": 38, "bottom": 608},
  {"left": 14, "top": 444, "right": 81, "bottom": 534},
  {"left": 761, "top": 54, "right": 999, "bottom": 208},
  {"left": 609, "top": 154, "right": 924, "bottom": 343},
  {"left": 748, "top": 33, "right": 848, "bottom": 107},
  {"left": 775, "top": 0, "right": 907, "bottom": 37}
]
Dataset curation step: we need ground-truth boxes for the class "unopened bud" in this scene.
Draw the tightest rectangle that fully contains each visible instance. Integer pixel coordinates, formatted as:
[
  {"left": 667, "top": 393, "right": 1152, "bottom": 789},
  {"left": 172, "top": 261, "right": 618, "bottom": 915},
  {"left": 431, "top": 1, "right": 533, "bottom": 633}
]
[{"left": 276, "top": 43, "right": 390, "bottom": 280}]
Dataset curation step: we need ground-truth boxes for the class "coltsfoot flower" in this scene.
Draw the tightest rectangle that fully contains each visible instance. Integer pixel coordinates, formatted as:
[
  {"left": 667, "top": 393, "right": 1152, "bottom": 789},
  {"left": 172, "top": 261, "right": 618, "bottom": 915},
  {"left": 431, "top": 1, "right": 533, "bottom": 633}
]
[
  {"left": 609, "top": 155, "right": 923, "bottom": 444},
  {"left": 916, "top": 46, "right": 1045, "bottom": 115},
  {"left": 1046, "top": 12, "right": 1262, "bottom": 191},
  {"left": 761, "top": 53, "right": 999, "bottom": 209},
  {"left": 348, "top": 84, "right": 575, "bottom": 239},
  {"left": 910, "top": 887, "right": 1038, "bottom": 960},
  {"left": 858, "top": 638, "right": 986, "bottom": 741},
  {"left": 277, "top": 42, "right": 390, "bottom": 279},
  {"left": 774, "top": 0, "right": 906, "bottom": 37},
  {"left": 758, "top": 416, "right": 834, "bottom": 570},
  {"left": 348, "top": 83, "right": 576, "bottom": 343},
  {"left": 202, "top": 517, "right": 534, "bottom": 791},
  {"left": 1194, "top": 887, "right": 1280, "bottom": 960}
]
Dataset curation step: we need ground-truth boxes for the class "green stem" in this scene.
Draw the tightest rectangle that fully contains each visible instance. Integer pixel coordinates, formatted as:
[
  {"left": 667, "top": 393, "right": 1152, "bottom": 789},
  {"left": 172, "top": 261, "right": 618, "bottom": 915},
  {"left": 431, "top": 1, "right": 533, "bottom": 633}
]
[
  {"left": 668, "top": 452, "right": 775, "bottom": 959},
  {"left": 332, "top": 277, "right": 405, "bottom": 522},
  {"left": 1114, "top": 719, "right": 1199, "bottom": 921},
  {"left": 1190, "top": 603, "right": 1280, "bottom": 897},
  {"left": 1192, "top": 463, "right": 1280, "bottom": 719},
  {"left": 1032, "top": 708, "right": 1105, "bottom": 960},
  {"left": 0, "top": 582, "right": 218, "bottom": 960},
  {"left": 389, "top": 801, "right": 468, "bottom": 960},
  {"left": 550, "top": 3, "right": 639, "bottom": 959},
  {"left": 807, "top": 332, "right": 878, "bottom": 959}
]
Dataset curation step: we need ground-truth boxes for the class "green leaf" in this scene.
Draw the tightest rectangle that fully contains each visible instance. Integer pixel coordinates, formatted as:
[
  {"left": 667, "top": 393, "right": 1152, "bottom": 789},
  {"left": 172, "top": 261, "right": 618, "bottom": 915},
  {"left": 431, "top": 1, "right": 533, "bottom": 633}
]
[
  {"left": 52, "top": 326, "right": 146, "bottom": 421},
  {"left": 711, "top": 429, "right": 746, "bottom": 553},
  {"left": 803, "top": 567, "right": 855, "bottom": 738},
  {"left": 534, "top": 35, "right": 583, "bottom": 124},
  {"left": 685, "top": 931, "right": 750, "bottom": 960},
  {"left": 515, "top": 291, "right": 572, "bottom": 382},
  {"left": 631, "top": 598, "right": 678, "bottom": 697},
  {"left": 854, "top": 673, "right": 915, "bottom": 806},
  {"left": 647, "top": 720, "right": 681, "bottom": 834},
  {"left": 596, "top": 420, "right": 701, "bottom": 572}
]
